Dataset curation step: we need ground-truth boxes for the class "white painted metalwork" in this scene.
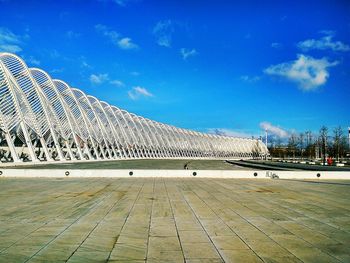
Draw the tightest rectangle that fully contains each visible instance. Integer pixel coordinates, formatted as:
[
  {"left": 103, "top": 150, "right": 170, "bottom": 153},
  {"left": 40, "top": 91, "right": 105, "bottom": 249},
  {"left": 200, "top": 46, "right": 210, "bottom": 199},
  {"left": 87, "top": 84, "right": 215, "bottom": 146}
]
[{"left": 0, "top": 53, "right": 269, "bottom": 163}]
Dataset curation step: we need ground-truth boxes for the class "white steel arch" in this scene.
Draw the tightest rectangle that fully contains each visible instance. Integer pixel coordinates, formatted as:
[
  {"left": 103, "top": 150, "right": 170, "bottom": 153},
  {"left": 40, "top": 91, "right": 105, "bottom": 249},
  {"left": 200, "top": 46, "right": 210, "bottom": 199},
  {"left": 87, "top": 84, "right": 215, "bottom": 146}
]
[{"left": 0, "top": 53, "right": 269, "bottom": 163}]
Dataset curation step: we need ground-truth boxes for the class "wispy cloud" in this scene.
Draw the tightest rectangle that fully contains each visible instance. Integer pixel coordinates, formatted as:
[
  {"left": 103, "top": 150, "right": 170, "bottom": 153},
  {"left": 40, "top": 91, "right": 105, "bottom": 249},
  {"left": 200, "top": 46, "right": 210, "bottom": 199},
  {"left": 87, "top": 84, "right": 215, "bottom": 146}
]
[
  {"left": 153, "top": 20, "right": 174, "bottom": 48},
  {"left": 89, "top": 73, "right": 124, "bottom": 87},
  {"left": 240, "top": 75, "right": 260, "bottom": 83},
  {"left": 49, "top": 49, "right": 61, "bottom": 59},
  {"left": 81, "top": 61, "right": 92, "bottom": 69},
  {"left": 99, "top": 0, "right": 137, "bottom": 7},
  {"left": 128, "top": 86, "right": 153, "bottom": 100},
  {"left": 117, "top": 37, "right": 138, "bottom": 50},
  {"left": 66, "top": 30, "right": 81, "bottom": 39},
  {"left": 259, "top": 122, "right": 289, "bottom": 138},
  {"left": 271, "top": 42, "right": 282, "bottom": 49},
  {"left": 207, "top": 128, "right": 253, "bottom": 138},
  {"left": 95, "top": 24, "right": 138, "bottom": 50},
  {"left": 95, "top": 24, "right": 120, "bottom": 44},
  {"left": 90, "top": 73, "right": 109, "bottom": 84},
  {"left": 50, "top": 68, "right": 64, "bottom": 74},
  {"left": 113, "top": 0, "right": 129, "bottom": 6},
  {"left": 180, "top": 48, "right": 198, "bottom": 60},
  {"left": 130, "top": 71, "right": 140, "bottom": 76},
  {"left": 297, "top": 32, "right": 350, "bottom": 52},
  {"left": 24, "top": 55, "right": 40, "bottom": 66},
  {"left": 110, "top": 79, "right": 124, "bottom": 87},
  {"left": 0, "top": 27, "right": 23, "bottom": 53},
  {"left": 264, "top": 54, "right": 338, "bottom": 91}
]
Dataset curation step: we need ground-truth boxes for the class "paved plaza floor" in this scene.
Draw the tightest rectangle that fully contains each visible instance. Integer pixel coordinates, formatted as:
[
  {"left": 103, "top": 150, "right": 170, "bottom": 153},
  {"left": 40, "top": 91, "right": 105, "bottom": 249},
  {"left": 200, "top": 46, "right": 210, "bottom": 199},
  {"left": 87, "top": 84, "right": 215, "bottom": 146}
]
[
  {"left": 0, "top": 178, "right": 349, "bottom": 263},
  {"left": 4, "top": 159, "right": 248, "bottom": 170}
]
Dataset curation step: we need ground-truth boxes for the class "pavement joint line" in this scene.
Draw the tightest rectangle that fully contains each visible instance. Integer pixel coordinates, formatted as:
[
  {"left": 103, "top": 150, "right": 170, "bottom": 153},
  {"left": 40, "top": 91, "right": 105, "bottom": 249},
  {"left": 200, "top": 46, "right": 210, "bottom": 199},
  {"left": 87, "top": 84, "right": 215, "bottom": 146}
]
[
  {"left": 64, "top": 179, "right": 135, "bottom": 262},
  {"left": 212, "top": 178, "right": 350, "bottom": 230},
  {"left": 264, "top": 190, "right": 350, "bottom": 237},
  {"left": 201, "top": 179, "right": 344, "bottom": 262},
  {"left": 199, "top": 178, "right": 305, "bottom": 262},
  {"left": 255, "top": 188, "right": 350, "bottom": 237},
  {"left": 0, "top": 178, "right": 111, "bottom": 253},
  {"left": 105, "top": 180, "right": 145, "bottom": 262},
  {"left": 187, "top": 178, "right": 268, "bottom": 262},
  {"left": 281, "top": 179, "right": 350, "bottom": 186},
  {"left": 261, "top": 181, "right": 350, "bottom": 227},
  {"left": 22, "top": 180, "right": 120, "bottom": 262},
  {"left": 0, "top": 178, "right": 349, "bottom": 262},
  {"left": 163, "top": 178, "right": 189, "bottom": 262},
  {"left": 178, "top": 178, "right": 227, "bottom": 262},
  {"left": 145, "top": 178, "right": 156, "bottom": 261}
]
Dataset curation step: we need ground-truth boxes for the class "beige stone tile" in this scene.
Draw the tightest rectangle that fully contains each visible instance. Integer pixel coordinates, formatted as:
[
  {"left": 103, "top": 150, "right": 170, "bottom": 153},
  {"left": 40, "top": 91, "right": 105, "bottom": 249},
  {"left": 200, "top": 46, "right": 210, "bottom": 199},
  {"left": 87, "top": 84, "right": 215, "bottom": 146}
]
[
  {"left": 186, "top": 259, "right": 224, "bottom": 263},
  {"left": 148, "top": 236, "right": 181, "bottom": 251},
  {"left": 1, "top": 178, "right": 350, "bottom": 263},
  {"left": 150, "top": 225, "right": 177, "bottom": 237},
  {"left": 182, "top": 242, "right": 220, "bottom": 259},
  {"left": 179, "top": 230, "right": 210, "bottom": 243},
  {"left": 259, "top": 255, "right": 302, "bottom": 263},
  {"left": 211, "top": 236, "right": 250, "bottom": 250},
  {"left": 109, "top": 243, "right": 147, "bottom": 260},
  {"left": 175, "top": 220, "right": 202, "bottom": 231},
  {"left": 151, "top": 217, "right": 175, "bottom": 226},
  {"left": 201, "top": 219, "right": 234, "bottom": 236},
  {"left": 219, "top": 249, "right": 263, "bottom": 263},
  {"left": 290, "top": 247, "right": 340, "bottom": 263},
  {"left": 147, "top": 250, "right": 184, "bottom": 261}
]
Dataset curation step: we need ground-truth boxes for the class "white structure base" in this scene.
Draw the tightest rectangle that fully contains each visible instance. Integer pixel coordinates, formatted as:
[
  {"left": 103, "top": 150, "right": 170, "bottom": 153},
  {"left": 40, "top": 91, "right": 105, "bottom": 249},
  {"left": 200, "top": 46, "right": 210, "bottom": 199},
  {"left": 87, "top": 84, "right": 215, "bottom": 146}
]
[{"left": 0, "top": 169, "right": 349, "bottom": 179}]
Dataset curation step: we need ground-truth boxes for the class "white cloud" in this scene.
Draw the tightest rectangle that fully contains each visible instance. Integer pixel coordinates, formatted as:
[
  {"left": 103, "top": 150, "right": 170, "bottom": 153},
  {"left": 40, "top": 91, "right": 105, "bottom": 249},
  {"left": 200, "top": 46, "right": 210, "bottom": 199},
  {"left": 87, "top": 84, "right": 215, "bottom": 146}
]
[
  {"left": 81, "top": 61, "right": 91, "bottom": 69},
  {"left": 50, "top": 68, "right": 64, "bottom": 74},
  {"left": 90, "top": 73, "right": 109, "bottom": 84},
  {"left": 0, "top": 27, "right": 23, "bottom": 53},
  {"left": 95, "top": 24, "right": 138, "bottom": 50},
  {"left": 110, "top": 79, "right": 124, "bottom": 87},
  {"left": 260, "top": 122, "right": 289, "bottom": 138},
  {"left": 95, "top": 24, "right": 120, "bottom": 44},
  {"left": 25, "top": 56, "right": 40, "bottom": 66},
  {"left": 240, "top": 75, "right": 260, "bottom": 83},
  {"left": 180, "top": 48, "right": 198, "bottom": 60},
  {"left": 130, "top": 71, "right": 140, "bottom": 76},
  {"left": 0, "top": 44, "right": 22, "bottom": 53},
  {"left": 117, "top": 37, "right": 138, "bottom": 50},
  {"left": 114, "top": 0, "right": 128, "bottom": 6},
  {"left": 207, "top": 128, "right": 253, "bottom": 138},
  {"left": 49, "top": 49, "right": 61, "bottom": 59},
  {"left": 297, "top": 33, "right": 350, "bottom": 52},
  {"left": 99, "top": 0, "right": 135, "bottom": 6},
  {"left": 66, "top": 30, "right": 81, "bottom": 39},
  {"left": 271, "top": 42, "right": 282, "bottom": 49},
  {"left": 128, "top": 86, "right": 153, "bottom": 100},
  {"left": 264, "top": 54, "right": 338, "bottom": 90},
  {"left": 153, "top": 20, "right": 174, "bottom": 48}
]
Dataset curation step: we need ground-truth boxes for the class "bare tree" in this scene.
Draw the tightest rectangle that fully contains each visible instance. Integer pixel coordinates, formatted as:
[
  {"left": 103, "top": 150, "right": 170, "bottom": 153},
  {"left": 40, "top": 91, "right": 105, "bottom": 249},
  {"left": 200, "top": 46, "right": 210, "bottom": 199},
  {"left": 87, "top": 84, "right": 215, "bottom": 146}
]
[
  {"left": 319, "top": 126, "right": 328, "bottom": 165},
  {"left": 305, "top": 131, "right": 312, "bottom": 159},
  {"left": 333, "top": 126, "right": 343, "bottom": 161},
  {"left": 288, "top": 133, "right": 298, "bottom": 160},
  {"left": 298, "top": 133, "right": 304, "bottom": 159}
]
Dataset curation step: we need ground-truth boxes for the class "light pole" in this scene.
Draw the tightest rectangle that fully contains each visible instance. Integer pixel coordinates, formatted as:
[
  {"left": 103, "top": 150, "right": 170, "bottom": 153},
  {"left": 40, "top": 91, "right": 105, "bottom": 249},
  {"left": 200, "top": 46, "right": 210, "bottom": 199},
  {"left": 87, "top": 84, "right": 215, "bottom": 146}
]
[{"left": 348, "top": 127, "right": 350, "bottom": 153}]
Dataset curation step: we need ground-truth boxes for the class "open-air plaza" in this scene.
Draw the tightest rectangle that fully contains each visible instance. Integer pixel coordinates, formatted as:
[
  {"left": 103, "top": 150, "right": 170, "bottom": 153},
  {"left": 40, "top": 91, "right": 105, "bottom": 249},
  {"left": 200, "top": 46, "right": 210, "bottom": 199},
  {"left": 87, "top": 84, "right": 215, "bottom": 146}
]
[
  {"left": 1, "top": 0, "right": 350, "bottom": 262},
  {"left": 1, "top": 176, "right": 350, "bottom": 263}
]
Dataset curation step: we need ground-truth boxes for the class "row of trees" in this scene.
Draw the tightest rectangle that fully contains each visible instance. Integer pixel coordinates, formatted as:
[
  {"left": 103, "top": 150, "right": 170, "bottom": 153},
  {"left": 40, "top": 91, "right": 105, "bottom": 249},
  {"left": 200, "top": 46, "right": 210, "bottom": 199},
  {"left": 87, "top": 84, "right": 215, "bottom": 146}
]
[{"left": 268, "top": 126, "right": 349, "bottom": 161}]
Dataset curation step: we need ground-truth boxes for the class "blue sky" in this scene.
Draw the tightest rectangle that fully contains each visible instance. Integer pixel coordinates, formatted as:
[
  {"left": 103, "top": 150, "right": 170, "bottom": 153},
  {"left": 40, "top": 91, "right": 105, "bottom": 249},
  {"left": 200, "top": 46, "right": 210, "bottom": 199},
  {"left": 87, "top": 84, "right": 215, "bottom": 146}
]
[{"left": 0, "top": 0, "right": 349, "bottom": 139}]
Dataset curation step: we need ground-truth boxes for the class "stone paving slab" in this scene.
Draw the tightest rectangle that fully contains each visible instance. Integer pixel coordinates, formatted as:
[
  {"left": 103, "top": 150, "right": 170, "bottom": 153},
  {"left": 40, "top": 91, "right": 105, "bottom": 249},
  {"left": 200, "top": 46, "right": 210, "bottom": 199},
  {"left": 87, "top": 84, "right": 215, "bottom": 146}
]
[{"left": 0, "top": 178, "right": 349, "bottom": 262}]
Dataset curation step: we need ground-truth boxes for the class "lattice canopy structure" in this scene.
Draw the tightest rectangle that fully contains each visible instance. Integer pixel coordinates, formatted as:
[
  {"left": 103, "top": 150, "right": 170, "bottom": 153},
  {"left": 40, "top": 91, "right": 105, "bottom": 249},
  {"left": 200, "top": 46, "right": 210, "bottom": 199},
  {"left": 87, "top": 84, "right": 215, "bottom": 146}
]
[{"left": 0, "top": 53, "right": 268, "bottom": 163}]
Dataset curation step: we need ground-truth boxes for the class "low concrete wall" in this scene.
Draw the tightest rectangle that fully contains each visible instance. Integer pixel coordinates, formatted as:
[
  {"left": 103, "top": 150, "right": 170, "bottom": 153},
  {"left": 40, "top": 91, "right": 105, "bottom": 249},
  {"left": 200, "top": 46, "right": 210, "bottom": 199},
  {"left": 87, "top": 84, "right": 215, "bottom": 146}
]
[{"left": 0, "top": 169, "right": 350, "bottom": 179}]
